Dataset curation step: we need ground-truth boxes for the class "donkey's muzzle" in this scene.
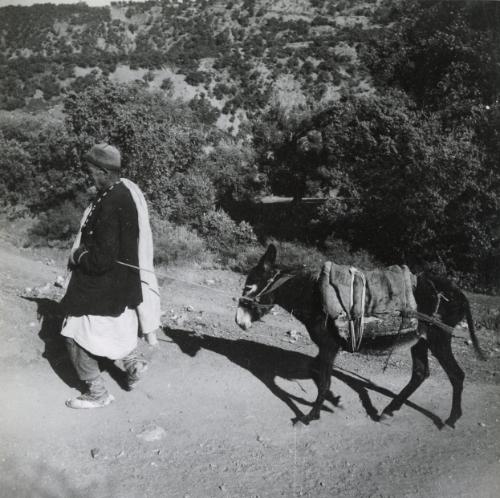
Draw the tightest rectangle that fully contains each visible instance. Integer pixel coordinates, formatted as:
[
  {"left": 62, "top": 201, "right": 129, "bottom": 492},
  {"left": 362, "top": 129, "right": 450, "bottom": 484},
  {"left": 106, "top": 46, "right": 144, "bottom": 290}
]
[{"left": 235, "top": 306, "right": 253, "bottom": 330}]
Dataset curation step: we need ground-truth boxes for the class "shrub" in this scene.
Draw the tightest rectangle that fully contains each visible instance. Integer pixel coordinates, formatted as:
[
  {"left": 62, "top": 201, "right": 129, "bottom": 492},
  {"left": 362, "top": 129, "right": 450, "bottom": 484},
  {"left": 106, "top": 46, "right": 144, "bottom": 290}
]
[
  {"left": 323, "top": 237, "right": 381, "bottom": 270},
  {"left": 201, "top": 142, "right": 260, "bottom": 204},
  {"left": 198, "top": 209, "right": 258, "bottom": 262},
  {"left": 0, "top": 210, "right": 36, "bottom": 247},
  {"left": 0, "top": 112, "right": 86, "bottom": 212},
  {"left": 150, "top": 213, "right": 210, "bottom": 266},
  {"left": 264, "top": 239, "right": 327, "bottom": 273},
  {"left": 159, "top": 172, "right": 216, "bottom": 226},
  {"left": 27, "top": 201, "right": 82, "bottom": 247},
  {"left": 229, "top": 243, "right": 266, "bottom": 273},
  {"left": 185, "top": 70, "right": 206, "bottom": 86},
  {"left": 160, "top": 77, "right": 173, "bottom": 91},
  {"left": 188, "top": 95, "right": 220, "bottom": 125},
  {"left": 0, "top": 133, "right": 33, "bottom": 205}
]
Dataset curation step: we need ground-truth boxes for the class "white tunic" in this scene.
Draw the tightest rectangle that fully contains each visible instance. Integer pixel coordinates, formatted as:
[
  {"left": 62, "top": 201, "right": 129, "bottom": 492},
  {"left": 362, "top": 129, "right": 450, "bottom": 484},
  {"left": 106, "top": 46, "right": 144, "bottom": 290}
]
[{"left": 61, "top": 308, "right": 138, "bottom": 360}]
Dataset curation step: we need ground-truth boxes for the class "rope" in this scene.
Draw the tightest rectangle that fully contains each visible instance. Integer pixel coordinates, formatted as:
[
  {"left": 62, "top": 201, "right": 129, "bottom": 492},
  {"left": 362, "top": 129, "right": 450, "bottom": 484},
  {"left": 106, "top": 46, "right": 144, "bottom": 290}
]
[
  {"left": 348, "top": 267, "right": 366, "bottom": 352},
  {"left": 407, "top": 310, "right": 455, "bottom": 335},
  {"left": 116, "top": 260, "right": 237, "bottom": 298}
]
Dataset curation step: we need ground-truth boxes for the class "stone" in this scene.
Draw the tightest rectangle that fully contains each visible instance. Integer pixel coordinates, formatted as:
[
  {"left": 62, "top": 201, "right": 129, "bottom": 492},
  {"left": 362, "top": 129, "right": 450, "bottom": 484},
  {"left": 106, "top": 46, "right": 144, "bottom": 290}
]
[{"left": 136, "top": 425, "right": 167, "bottom": 442}]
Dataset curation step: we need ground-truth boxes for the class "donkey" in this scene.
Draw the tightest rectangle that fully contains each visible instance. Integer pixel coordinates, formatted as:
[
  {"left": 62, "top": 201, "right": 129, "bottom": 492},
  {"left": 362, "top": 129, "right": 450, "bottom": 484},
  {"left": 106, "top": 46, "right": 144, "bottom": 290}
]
[{"left": 235, "top": 244, "right": 484, "bottom": 427}]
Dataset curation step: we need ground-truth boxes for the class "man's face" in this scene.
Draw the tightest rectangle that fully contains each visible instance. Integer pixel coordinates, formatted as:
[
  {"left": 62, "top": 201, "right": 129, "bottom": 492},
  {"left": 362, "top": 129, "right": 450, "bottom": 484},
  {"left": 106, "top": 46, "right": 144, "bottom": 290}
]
[{"left": 86, "top": 162, "right": 109, "bottom": 190}]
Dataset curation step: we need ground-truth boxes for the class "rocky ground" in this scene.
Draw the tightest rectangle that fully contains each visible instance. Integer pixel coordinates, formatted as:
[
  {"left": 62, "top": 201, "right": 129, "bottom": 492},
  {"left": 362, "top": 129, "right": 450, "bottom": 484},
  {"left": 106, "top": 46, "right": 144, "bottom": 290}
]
[{"left": 1, "top": 237, "right": 499, "bottom": 498}]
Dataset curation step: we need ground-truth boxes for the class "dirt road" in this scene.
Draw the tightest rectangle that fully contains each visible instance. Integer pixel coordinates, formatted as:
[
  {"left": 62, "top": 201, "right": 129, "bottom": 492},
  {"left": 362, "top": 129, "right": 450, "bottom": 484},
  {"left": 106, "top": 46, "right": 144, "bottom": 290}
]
[{"left": 1, "top": 240, "right": 499, "bottom": 497}]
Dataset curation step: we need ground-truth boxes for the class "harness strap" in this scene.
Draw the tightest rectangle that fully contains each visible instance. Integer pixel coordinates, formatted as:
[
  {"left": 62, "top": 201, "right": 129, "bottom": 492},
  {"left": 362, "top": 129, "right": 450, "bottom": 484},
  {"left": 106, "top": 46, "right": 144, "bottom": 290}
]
[{"left": 257, "top": 273, "right": 295, "bottom": 298}]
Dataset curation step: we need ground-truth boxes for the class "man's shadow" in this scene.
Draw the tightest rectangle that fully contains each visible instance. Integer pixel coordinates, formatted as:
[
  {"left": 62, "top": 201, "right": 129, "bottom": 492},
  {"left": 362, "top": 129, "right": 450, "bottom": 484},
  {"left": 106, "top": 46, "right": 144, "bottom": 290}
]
[
  {"left": 23, "top": 297, "right": 129, "bottom": 392},
  {"left": 163, "top": 327, "right": 444, "bottom": 428}
]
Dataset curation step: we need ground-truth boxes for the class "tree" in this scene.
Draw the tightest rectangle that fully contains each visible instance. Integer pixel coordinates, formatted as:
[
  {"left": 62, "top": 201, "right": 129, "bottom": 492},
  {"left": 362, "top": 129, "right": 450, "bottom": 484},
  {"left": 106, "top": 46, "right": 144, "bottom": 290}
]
[
  {"left": 63, "top": 79, "right": 218, "bottom": 224},
  {"left": 254, "top": 93, "right": 499, "bottom": 281},
  {"left": 363, "top": 1, "right": 500, "bottom": 111}
]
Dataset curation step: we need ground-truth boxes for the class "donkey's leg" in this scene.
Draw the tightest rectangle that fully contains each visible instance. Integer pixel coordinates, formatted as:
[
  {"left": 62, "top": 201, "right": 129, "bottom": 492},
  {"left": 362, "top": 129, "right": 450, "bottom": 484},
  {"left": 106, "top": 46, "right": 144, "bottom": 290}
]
[
  {"left": 300, "top": 344, "right": 339, "bottom": 424},
  {"left": 428, "top": 335, "right": 465, "bottom": 428},
  {"left": 299, "top": 317, "right": 340, "bottom": 424},
  {"left": 382, "top": 338, "right": 429, "bottom": 417},
  {"left": 310, "top": 354, "right": 341, "bottom": 407}
]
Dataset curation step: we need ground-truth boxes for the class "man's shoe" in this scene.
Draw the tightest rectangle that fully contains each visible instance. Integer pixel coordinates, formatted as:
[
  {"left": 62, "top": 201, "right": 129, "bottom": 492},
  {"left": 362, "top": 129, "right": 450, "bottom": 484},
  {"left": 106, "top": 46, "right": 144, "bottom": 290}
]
[
  {"left": 65, "top": 392, "right": 115, "bottom": 409},
  {"left": 126, "top": 361, "right": 148, "bottom": 391}
]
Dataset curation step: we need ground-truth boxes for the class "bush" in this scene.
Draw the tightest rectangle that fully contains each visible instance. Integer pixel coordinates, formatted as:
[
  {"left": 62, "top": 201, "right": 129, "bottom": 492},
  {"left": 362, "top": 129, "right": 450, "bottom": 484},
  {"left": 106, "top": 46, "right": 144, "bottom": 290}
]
[
  {"left": 27, "top": 201, "right": 82, "bottom": 246},
  {"left": 0, "top": 133, "right": 33, "bottom": 205},
  {"left": 201, "top": 142, "right": 260, "bottom": 204},
  {"left": 151, "top": 214, "right": 210, "bottom": 266},
  {"left": 188, "top": 95, "right": 220, "bottom": 125},
  {"left": 160, "top": 77, "right": 173, "bottom": 91},
  {"left": 159, "top": 172, "right": 216, "bottom": 226},
  {"left": 185, "top": 70, "right": 206, "bottom": 86},
  {"left": 229, "top": 243, "right": 266, "bottom": 273},
  {"left": 323, "top": 237, "right": 381, "bottom": 270},
  {"left": 198, "top": 209, "right": 258, "bottom": 262},
  {"left": 263, "top": 239, "right": 327, "bottom": 273},
  {"left": 0, "top": 112, "right": 86, "bottom": 212}
]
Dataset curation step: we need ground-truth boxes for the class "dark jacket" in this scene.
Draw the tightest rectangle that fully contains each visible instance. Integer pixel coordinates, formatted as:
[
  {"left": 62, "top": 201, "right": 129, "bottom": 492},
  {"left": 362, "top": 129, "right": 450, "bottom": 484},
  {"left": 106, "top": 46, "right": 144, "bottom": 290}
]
[{"left": 61, "top": 181, "right": 143, "bottom": 317}]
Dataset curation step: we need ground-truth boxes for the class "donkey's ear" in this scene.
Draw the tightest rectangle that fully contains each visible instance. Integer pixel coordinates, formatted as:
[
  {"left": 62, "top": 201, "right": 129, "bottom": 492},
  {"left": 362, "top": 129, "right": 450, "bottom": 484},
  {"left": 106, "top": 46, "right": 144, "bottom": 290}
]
[{"left": 259, "top": 244, "right": 277, "bottom": 269}]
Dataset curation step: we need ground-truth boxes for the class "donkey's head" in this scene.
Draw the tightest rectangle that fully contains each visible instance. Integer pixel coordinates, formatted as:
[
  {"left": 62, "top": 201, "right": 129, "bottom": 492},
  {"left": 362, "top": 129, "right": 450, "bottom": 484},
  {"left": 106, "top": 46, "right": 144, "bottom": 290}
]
[{"left": 235, "top": 244, "right": 279, "bottom": 330}]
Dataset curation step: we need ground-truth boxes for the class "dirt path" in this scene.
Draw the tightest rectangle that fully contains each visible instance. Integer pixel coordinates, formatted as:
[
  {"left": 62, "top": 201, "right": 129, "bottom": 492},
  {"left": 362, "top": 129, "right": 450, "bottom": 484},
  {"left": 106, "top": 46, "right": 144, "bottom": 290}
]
[{"left": 1, "top": 240, "right": 499, "bottom": 498}]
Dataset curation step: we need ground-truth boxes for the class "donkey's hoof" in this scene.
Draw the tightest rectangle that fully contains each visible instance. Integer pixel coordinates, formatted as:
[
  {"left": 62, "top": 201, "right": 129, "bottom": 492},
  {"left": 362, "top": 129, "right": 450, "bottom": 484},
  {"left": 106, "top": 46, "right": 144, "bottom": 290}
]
[
  {"left": 445, "top": 418, "right": 457, "bottom": 429},
  {"left": 381, "top": 409, "right": 394, "bottom": 418},
  {"left": 377, "top": 412, "right": 392, "bottom": 422},
  {"left": 327, "top": 394, "right": 342, "bottom": 407},
  {"left": 435, "top": 419, "right": 445, "bottom": 430},
  {"left": 292, "top": 415, "right": 309, "bottom": 426},
  {"left": 292, "top": 411, "right": 320, "bottom": 426}
]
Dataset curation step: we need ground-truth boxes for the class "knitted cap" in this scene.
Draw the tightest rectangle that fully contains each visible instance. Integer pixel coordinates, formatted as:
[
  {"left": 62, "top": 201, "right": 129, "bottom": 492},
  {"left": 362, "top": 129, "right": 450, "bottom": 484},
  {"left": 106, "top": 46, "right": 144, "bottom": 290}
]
[{"left": 84, "top": 143, "right": 121, "bottom": 171}]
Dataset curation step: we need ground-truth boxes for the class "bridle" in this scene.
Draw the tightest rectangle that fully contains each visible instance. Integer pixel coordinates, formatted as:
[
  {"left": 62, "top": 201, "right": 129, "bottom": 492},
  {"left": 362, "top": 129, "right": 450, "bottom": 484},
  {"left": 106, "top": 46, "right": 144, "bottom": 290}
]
[{"left": 238, "top": 271, "right": 295, "bottom": 310}]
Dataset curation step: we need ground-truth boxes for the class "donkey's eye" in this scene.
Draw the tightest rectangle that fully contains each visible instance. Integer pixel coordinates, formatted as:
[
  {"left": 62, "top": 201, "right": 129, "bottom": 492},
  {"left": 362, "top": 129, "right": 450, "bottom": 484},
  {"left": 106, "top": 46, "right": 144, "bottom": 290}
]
[{"left": 244, "top": 284, "right": 258, "bottom": 294}]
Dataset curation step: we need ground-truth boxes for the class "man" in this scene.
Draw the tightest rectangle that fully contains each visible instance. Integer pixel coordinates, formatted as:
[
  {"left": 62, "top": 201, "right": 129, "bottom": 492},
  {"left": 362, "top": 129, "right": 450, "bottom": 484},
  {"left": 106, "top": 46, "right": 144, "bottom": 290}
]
[{"left": 60, "top": 143, "right": 160, "bottom": 409}]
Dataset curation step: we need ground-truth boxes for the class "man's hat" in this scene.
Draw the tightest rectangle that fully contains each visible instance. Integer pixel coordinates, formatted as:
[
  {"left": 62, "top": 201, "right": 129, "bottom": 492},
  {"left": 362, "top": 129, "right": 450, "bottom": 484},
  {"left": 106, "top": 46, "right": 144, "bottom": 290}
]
[{"left": 84, "top": 143, "right": 121, "bottom": 171}]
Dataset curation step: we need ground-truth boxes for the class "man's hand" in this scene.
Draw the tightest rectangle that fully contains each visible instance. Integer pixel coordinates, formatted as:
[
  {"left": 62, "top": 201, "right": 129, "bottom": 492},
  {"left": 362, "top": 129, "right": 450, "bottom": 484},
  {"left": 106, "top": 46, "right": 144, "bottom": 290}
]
[{"left": 144, "top": 329, "right": 160, "bottom": 346}]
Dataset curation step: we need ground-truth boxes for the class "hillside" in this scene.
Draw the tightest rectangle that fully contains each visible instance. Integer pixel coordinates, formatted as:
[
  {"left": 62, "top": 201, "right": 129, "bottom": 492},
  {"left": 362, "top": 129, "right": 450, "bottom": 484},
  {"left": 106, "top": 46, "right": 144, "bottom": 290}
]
[
  {"left": 0, "top": 0, "right": 498, "bottom": 292},
  {"left": 0, "top": 0, "right": 380, "bottom": 126}
]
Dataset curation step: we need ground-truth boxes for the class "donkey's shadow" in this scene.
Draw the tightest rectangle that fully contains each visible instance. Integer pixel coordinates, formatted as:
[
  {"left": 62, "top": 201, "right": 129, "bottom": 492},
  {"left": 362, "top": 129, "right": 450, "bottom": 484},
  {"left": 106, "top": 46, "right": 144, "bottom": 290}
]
[
  {"left": 23, "top": 297, "right": 129, "bottom": 391},
  {"left": 163, "top": 327, "right": 443, "bottom": 428}
]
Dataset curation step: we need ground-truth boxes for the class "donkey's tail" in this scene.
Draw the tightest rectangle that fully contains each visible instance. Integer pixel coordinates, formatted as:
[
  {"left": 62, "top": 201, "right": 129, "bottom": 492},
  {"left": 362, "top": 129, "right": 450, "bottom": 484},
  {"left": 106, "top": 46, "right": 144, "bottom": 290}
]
[{"left": 463, "top": 294, "right": 485, "bottom": 360}]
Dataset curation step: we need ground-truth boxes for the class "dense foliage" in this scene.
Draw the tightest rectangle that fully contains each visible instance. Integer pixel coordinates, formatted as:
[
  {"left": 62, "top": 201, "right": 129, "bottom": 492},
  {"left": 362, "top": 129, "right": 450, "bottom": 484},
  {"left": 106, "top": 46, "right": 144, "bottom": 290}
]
[
  {"left": 248, "top": 1, "right": 500, "bottom": 290},
  {"left": 0, "top": 113, "right": 86, "bottom": 212},
  {"left": 0, "top": 81, "right": 260, "bottom": 264},
  {"left": 0, "top": 0, "right": 498, "bottom": 291},
  {"left": 363, "top": 0, "right": 499, "bottom": 112}
]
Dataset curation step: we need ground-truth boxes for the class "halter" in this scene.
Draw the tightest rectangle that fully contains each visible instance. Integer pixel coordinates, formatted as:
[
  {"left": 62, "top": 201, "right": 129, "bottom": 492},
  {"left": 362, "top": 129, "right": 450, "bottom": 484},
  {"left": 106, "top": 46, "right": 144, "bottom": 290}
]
[{"left": 238, "top": 271, "right": 295, "bottom": 310}]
